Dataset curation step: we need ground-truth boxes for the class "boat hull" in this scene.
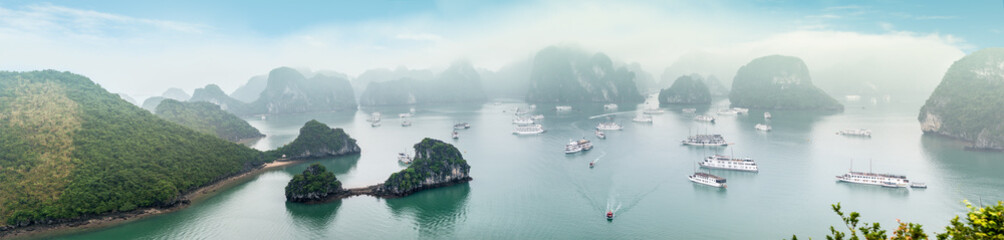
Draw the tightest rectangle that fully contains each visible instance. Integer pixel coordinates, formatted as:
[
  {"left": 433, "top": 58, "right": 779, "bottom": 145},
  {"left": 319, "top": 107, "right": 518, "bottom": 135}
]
[{"left": 699, "top": 163, "right": 758, "bottom": 172}]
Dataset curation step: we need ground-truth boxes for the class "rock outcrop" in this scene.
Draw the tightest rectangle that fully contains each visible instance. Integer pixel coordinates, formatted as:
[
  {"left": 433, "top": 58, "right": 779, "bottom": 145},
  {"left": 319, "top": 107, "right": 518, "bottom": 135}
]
[
  {"left": 525, "top": 46, "right": 644, "bottom": 103},
  {"left": 374, "top": 138, "right": 472, "bottom": 197},
  {"left": 269, "top": 120, "right": 361, "bottom": 159},
  {"left": 659, "top": 75, "right": 712, "bottom": 105},
  {"left": 358, "top": 61, "right": 485, "bottom": 106},
  {"left": 285, "top": 164, "right": 345, "bottom": 202},
  {"left": 729, "top": 55, "right": 843, "bottom": 110},
  {"left": 919, "top": 48, "right": 1004, "bottom": 150}
]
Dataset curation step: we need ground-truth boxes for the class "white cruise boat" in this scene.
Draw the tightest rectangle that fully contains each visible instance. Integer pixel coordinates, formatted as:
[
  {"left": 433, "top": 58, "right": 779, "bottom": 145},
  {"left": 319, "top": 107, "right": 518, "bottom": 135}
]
[
  {"left": 556, "top": 105, "right": 573, "bottom": 112},
  {"left": 732, "top": 107, "right": 749, "bottom": 115},
  {"left": 694, "top": 115, "right": 716, "bottom": 123},
  {"left": 682, "top": 108, "right": 697, "bottom": 114},
  {"left": 717, "top": 108, "right": 739, "bottom": 116},
  {"left": 755, "top": 124, "right": 771, "bottom": 132},
  {"left": 564, "top": 139, "right": 582, "bottom": 154},
  {"left": 530, "top": 114, "right": 545, "bottom": 120},
  {"left": 836, "top": 171, "right": 910, "bottom": 188},
  {"left": 513, "top": 116, "right": 535, "bottom": 125},
  {"left": 454, "top": 122, "right": 471, "bottom": 130},
  {"left": 700, "top": 155, "right": 758, "bottom": 172},
  {"left": 681, "top": 134, "right": 729, "bottom": 147},
  {"left": 367, "top": 112, "right": 382, "bottom": 122},
  {"left": 689, "top": 172, "right": 727, "bottom": 188},
  {"left": 764, "top": 112, "right": 772, "bottom": 120},
  {"left": 603, "top": 103, "right": 618, "bottom": 111},
  {"left": 595, "top": 130, "right": 606, "bottom": 139},
  {"left": 398, "top": 152, "right": 412, "bottom": 164},
  {"left": 837, "top": 129, "right": 872, "bottom": 137},
  {"left": 632, "top": 114, "right": 653, "bottom": 123},
  {"left": 643, "top": 108, "right": 665, "bottom": 115},
  {"left": 596, "top": 122, "right": 623, "bottom": 131},
  {"left": 513, "top": 124, "right": 545, "bottom": 135}
]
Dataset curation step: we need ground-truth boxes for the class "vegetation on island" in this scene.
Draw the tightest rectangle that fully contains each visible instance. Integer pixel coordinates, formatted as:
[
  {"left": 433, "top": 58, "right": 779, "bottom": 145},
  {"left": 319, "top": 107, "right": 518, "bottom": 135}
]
[
  {"left": 729, "top": 55, "right": 842, "bottom": 110},
  {"left": 525, "top": 45, "right": 644, "bottom": 103},
  {"left": 154, "top": 99, "right": 264, "bottom": 142},
  {"left": 0, "top": 70, "right": 268, "bottom": 226},
  {"left": 380, "top": 138, "right": 471, "bottom": 195},
  {"left": 658, "top": 75, "right": 712, "bottom": 105},
  {"left": 919, "top": 48, "right": 1004, "bottom": 150},
  {"left": 285, "top": 164, "right": 343, "bottom": 202},
  {"left": 790, "top": 201, "right": 1004, "bottom": 240},
  {"left": 268, "top": 120, "right": 360, "bottom": 160}
]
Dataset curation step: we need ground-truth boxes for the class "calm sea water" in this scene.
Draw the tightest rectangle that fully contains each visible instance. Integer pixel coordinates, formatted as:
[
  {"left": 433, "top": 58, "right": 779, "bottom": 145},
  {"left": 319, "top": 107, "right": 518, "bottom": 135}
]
[{"left": 48, "top": 98, "right": 1004, "bottom": 239}]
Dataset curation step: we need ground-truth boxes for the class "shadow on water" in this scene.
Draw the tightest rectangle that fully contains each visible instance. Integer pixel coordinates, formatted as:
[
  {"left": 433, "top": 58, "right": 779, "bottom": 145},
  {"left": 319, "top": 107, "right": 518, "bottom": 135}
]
[
  {"left": 384, "top": 183, "right": 471, "bottom": 239},
  {"left": 835, "top": 182, "right": 911, "bottom": 198},
  {"left": 284, "top": 200, "right": 343, "bottom": 231},
  {"left": 282, "top": 154, "right": 361, "bottom": 176}
]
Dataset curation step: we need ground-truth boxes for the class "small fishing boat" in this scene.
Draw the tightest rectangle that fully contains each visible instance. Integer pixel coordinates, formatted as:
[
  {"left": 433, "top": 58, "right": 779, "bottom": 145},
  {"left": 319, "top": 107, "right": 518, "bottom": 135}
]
[
  {"left": 910, "top": 182, "right": 927, "bottom": 188},
  {"left": 401, "top": 119, "right": 412, "bottom": 127},
  {"left": 452, "top": 131, "right": 459, "bottom": 139},
  {"left": 606, "top": 211, "right": 614, "bottom": 220},
  {"left": 755, "top": 124, "right": 771, "bottom": 132},
  {"left": 764, "top": 112, "right": 772, "bottom": 120},
  {"left": 454, "top": 122, "right": 471, "bottom": 130},
  {"left": 589, "top": 162, "right": 595, "bottom": 168},
  {"left": 556, "top": 105, "right": 573, "bottom": 112},
  {"left": 603, "top": 103, "right": 618, "bottom": 111},
  {"left": 397, "top": 152, "right": 412, "bottom": 164},
  {"left": 682, "top": 108, "right": 697, "bottom": 114},
  {"left": 371, "top": 121, "right": 381, "bottom": 127},
  {"left": 595, "top": 130, "right": 606, "bottom": 139}
]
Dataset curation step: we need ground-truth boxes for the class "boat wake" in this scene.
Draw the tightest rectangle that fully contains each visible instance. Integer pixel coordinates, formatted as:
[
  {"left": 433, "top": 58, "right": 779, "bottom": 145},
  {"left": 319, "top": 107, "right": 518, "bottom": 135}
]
[{"left": 591, "top": 151, "right": 607, "bottom": 164}]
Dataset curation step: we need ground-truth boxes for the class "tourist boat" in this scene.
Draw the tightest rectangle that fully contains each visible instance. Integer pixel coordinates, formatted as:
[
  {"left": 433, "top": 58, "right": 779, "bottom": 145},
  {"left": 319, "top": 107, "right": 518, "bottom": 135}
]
[
  {"left": 643, "top": 108, "right": 665, "bottom": 114},
  {"left": 452, "top": 131, "right": 459, "bottom": 139},
  {"left": 837, "top": 129, "right": 872, "bottom": 137},
  {"left": 401, "top": 119, "right": 412, "bottom": 127},
  {"left": 530, "top": 114, "right": 545, "bottom": 120},
  {"left": 717, "top": 108, "right": 739, "bottom": 116},
  {"left": 595, "top": 130, "right": 606, "bottom": 139},
  {"left": 764, "top": 112, "right": 772, "bottom": 120},
  {"left": 836, "top": 170, "right": 910, "bottom": 187},
  {"left": 910, "top": 182, "right": 927, "bottom": 188},
  {"left": 603, "top": 103, "right": 618, "bottom": 111},
  {"left": 606, "top": 211, "right": 614, "bottom": 220},
  {"left": 699, "top": 155, "right": 758, "bottom": 172},
  {"left": 732, "top": 107, "right": 749, "bottom": 115},
  {"left": 556, "top": 105, "right": 573, "bottom": 112},
  {"left": 371, "top": 121, "right": 381, "bottom": 127},
  {"left": 632, "top": 114, "right": 653, "bottom": 123},
  {"left": 689, "top": 172, "right": 727, "bottom": 188},
  {"left": 398, "top": 113, "right": 413, "bottom": 118},
  {"left": 682, "top": 108, "right": 697, "bottom": 114},
  {"left": 694, "top": 115, "right": 716, "bottom": 123},
  {"left": 564, "top": 140, "right": 582, "bottom": 154},
  {"left": 454, "top": 122, "right": 471, "bottom": 130},
  {"left": 367, "top": 112, "right": 382, "bottom": 122},
  {"left": 513, "top": 116, "right": 535, "bottom": 125},
  {"left": 589, "top": 161, "right": 595, "bottom": 168},
  {"left": 577, "top": 138, "right": 593, "bottom": 151},
  {"left": 513, "top": 124, "right": 545, "bottom": 135},
  {"left": 596, "top": 122, "right": 623, "bottom": 131},
  {"left": 755, "top": 124, "right": 771, "bottom": 132},
  {"left": 397, "top": 152, "right": 412, "bottom": 164},
  {"left": 681, "top": 134, "right": 729, "bottom": 147}
]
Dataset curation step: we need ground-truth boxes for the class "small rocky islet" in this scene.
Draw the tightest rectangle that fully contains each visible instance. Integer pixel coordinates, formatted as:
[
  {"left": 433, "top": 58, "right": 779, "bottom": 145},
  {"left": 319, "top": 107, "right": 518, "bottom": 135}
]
[{"left": 284, "top": 138, "right": 472, "bottom": 203}]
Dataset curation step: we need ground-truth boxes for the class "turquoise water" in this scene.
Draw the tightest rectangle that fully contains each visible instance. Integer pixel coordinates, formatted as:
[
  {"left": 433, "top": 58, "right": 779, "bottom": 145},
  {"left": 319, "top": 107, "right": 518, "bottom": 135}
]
[{"left": 49, "top": 99, "right": 1004, "bottom": 239}]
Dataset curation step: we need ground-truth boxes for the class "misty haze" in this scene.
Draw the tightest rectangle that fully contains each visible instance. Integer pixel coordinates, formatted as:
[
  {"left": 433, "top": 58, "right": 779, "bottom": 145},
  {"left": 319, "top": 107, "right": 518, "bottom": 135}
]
[{"left": 1, "top": 1, "right": 1002, "bottom": 239}]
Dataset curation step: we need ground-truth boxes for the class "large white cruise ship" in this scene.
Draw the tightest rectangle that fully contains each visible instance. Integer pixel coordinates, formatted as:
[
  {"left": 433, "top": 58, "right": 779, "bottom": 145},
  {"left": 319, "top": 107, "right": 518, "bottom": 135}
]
[
  {"left": 681, "top": 134, "right": 729, "bottom": 147},
  {"left": 513, "top": 124, "right": 545, "bottom": 135},
  {"left": 836, "top": 171, "right": 910, "bottom": 188},
  {"left": 596, "top": 122, "right": 623, "bottom": 131},
  {"left": 689, "top": 172, "right": 727, "bottom": 188},
  {"left": 699, "top": 155, "right": 758, "bottom": 172}
]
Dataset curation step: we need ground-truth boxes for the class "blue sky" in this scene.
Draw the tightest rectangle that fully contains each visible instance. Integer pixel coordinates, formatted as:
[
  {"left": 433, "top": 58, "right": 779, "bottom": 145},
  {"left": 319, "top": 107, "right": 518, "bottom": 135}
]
[{"left": 0, "top": 0, "right": 997, "bottom": 98}]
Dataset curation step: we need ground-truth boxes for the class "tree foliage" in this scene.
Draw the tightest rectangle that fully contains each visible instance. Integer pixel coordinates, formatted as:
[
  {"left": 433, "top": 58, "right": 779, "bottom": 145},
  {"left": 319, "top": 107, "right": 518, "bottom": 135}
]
[
  {"left": 793, "top": 201, "right": 1004, "bottom": 240},
  {"left": 525, "top": 45, "right": 644, "bottom": 103},
  {"left": 382, "top": 138, "right": 470, "bottom": 193},
  {"left": 155, "top": 99, "right": 264, "bottom": 142},
  {"left": 729, "top": 55, "right": 842, "bottom": 110},
  {"left": 285, "top": 163, "right": 341, "bottom": 201},
  {"left": 268, "top": 119, "right": 356, "bottom": 160},
  {"left": 918, "top": 48, "right": 1004, "bottom": 149}
]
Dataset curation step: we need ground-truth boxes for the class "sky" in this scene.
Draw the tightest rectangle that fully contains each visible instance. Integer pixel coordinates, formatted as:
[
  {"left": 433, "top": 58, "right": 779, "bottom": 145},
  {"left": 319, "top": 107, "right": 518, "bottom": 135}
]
[{"left": 0, "top": 0, "right": 1000, "bottom": 100}]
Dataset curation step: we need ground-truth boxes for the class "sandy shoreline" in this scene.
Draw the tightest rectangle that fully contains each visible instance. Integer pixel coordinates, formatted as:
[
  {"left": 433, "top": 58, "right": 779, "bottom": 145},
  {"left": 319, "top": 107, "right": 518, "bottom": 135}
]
[{"left": 0, "top": 159, "right": 305, "bottom": 240}]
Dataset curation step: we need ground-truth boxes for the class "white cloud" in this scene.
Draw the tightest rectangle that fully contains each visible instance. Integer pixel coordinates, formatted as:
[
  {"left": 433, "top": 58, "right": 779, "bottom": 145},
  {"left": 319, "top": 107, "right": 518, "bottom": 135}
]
[{"left": 0, "top": 1, "right": 970, "bottom": 103}]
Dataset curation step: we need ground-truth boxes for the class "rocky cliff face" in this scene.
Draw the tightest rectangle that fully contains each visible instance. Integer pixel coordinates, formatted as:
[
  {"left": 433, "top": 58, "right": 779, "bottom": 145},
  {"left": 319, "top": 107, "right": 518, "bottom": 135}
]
[
  {"left": 659, "top": 75, "right": 712, "bottom": 105},
  {"left": 375, "top": 138, "right": 471, "bottom": 197},
  {"left": 270, "top": 120, "right": 361, "bottom": 160},
  {"left": 285, "top": 164, "right": 345, "bottom": 202},
  {"left": 919, "top": 48, "right": 1004, "bottom": 150},
  {"left": 729, "top": 55, "right": 843, "bottom": 110},
  {"left": 256, "top": 67, "right": 357, "bottom": 114},
  {"left": 525, "top": 46, "right": 643, "bottom": 103}
]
